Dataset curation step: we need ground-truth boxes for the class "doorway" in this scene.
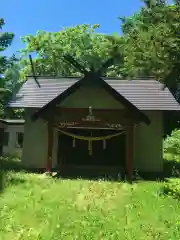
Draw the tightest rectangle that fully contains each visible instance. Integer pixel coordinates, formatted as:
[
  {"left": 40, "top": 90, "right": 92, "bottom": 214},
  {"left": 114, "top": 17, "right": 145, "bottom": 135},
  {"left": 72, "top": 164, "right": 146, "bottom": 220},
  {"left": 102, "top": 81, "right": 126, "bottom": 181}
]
[{"left": 57, "top": 128, "right": 126, "bottom": 177}]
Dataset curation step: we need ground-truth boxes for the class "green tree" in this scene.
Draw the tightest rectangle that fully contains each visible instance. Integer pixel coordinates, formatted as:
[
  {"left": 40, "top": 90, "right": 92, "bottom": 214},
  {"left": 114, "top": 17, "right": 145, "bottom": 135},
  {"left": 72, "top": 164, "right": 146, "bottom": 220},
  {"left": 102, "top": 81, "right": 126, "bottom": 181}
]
[
  {"left": 117, "top": 0, "right": 180, "bottom": 91},
  {"left": 3, "top": 55, "right": 24, "bottom": 119},
  {"left": 0, "top": 18, "right": 14, "bottom": 77},
  {"left": 0, "top": 18, "right": 14, "bottom": 75},
  {"left": 0, "top": 18, "right": 14, "bottom": 117},
  {"left": 0, "top": 18, "right": 22, "bottom": 119},
  {"left": 20, "top": 24, "right": 125, "bottom": 79}
]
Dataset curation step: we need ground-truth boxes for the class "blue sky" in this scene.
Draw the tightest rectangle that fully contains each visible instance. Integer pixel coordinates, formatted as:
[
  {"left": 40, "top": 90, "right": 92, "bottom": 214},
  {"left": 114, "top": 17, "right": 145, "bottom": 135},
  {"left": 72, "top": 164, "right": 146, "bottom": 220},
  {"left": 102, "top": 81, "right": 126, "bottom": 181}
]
[{"left": 1, "top": 0, "right": 171, "bottom": 56}]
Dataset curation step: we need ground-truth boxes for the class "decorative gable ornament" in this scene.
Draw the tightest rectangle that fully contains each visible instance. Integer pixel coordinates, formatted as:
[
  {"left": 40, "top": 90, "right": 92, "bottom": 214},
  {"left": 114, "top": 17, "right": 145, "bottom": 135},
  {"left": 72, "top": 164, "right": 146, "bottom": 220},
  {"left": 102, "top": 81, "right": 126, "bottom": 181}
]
[{"left": 82, "top": 106, "right": 100, "bottom": 122}]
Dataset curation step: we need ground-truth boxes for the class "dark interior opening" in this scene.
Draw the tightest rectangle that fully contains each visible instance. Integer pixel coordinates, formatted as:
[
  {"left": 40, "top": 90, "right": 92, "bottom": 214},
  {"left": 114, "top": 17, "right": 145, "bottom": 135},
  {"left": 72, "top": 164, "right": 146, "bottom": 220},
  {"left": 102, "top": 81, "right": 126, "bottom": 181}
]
[{"left": 57, "top": 128, "right": 126, "bottom": 178}]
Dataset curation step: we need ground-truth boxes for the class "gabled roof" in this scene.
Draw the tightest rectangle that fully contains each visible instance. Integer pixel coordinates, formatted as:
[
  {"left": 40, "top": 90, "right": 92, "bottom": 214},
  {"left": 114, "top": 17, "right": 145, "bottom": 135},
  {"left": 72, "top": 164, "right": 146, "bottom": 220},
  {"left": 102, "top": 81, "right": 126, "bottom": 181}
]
[
  {"left": 8, "top": 77, "right": 180, "bottom": 111},
  {"left": 8, "top": 76, "right": 180, "bottom": 126}
]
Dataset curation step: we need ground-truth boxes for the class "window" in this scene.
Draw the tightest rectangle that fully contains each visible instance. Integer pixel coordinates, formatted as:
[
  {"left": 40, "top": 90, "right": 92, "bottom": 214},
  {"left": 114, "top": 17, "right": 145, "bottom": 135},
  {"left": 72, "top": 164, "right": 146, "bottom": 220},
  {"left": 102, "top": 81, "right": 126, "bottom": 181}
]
[
  {"left": 16, "top": 132, "right": 24, "bottom": 148},
  {"left": 3, "top": 132, "right": 9, "bottom": 146}
]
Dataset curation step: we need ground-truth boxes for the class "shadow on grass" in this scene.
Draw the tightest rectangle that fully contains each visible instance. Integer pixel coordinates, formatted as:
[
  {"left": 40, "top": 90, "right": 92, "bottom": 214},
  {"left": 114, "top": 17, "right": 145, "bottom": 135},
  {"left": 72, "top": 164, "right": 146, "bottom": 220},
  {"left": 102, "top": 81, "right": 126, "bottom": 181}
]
[
  {"left": 54, "top": 161, "right": 180, "bottom": 182},
  {"left": 54, "top": 173, "right": 125, "bottom": 182},
  {"left": 55, "top": 173, "right": 166, "bottom": 182},
  {"left": 54, "top": 166, "right": 126, "bottom": 182},
  {"left": 0, "top": 157, "right": 179, "bottom": 186},
  {"left": 54, "top": 169, "right": 162, "bottom": 182}
]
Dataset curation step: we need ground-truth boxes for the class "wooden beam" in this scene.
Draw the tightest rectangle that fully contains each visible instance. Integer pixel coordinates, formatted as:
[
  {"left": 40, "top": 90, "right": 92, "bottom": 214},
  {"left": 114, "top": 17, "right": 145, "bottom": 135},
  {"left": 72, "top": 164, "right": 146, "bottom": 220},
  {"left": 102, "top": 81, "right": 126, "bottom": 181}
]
[
  {"left": 126, "top": 121, "right": 134, "bottom": 183},
  {"left": 55, "top": 107, "right": 127, "bottom": 112},
  {"left": 52, "top": 108, "right": 131, "bottom": 125},
  {"left": 47, "top": 121, "right": 53, "bottom": 173}
]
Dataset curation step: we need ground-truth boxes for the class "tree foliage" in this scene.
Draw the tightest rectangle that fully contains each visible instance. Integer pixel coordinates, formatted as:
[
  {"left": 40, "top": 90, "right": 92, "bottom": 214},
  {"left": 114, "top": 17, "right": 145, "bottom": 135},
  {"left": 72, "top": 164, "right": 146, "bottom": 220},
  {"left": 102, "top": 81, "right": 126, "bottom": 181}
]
[
  {"left": 112, "top": 0, "right": 180, "bottom": 88},
  {"left": 0, "top": 18, "right": 14, "bottom": 75},
  {"left": 20, "top": 24, "right": 125, "bottom": 79},
  {"left": 0, "top": 17, "right": 14, "bottom": 117},
  {"left": 118, "top": 0, "right": 180, "bottom": 90},
  {"left": 0, "top": 18, "right": 23, "bottom": 118},
  {"left": 164, "top": 129, "right": 180, "bottom": 163}
]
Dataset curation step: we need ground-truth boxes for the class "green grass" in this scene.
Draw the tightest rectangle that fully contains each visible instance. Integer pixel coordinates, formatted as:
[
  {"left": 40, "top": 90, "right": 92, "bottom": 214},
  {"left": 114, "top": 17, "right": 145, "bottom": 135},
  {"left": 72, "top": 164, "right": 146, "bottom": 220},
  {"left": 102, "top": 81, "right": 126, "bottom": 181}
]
[{"left": 0, "top": 172, "right": 180, "bottom": 240}]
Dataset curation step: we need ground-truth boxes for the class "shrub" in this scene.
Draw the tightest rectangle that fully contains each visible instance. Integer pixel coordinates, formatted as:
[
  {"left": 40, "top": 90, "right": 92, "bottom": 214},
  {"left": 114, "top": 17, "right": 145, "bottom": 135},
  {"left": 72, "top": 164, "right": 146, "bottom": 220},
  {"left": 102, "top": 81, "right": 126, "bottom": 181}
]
[
  {"left": 0, "top": 156, "right": 25, "bottom": 171},
  {"left": 4, "top": 152, "right": 22, "bottom": 160},
  {"left": 163, "top": 178, "right": 180, "bottom": 200},
  {"left": 163, "top": 129, "right": 180, "bottom": 163}
]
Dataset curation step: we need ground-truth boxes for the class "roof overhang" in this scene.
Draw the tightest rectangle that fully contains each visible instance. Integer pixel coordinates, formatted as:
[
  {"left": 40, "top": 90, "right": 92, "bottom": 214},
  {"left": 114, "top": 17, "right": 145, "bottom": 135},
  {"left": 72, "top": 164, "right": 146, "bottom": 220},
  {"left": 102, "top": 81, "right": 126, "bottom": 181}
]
[{"left": 0, "top": 119, "right": 25, "bottom": 125}]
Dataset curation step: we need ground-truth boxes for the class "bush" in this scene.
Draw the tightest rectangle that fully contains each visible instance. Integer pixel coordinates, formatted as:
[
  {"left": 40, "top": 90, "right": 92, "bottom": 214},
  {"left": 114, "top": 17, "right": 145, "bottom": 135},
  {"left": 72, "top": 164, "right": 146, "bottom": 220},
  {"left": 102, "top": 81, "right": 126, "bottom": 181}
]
[
  {"left": 163, "top": 129, "right": 180, "bottom": 163},
  {"left": 4, "top": 152, "right": 22, "bottom": 160},
  {"left": 0, "top": 156, "right": 25, "bottom": 171},
  {"left": 163, "top": 178, "right": 180, "bottom": 200}
]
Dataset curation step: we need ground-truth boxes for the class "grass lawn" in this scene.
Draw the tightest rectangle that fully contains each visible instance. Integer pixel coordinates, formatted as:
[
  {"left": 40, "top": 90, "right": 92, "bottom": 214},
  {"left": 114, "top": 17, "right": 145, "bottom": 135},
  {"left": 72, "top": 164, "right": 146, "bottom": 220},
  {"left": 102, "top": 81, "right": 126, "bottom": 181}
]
[{"left": 0, "top": 172, "right": 180, "bottom": 240}]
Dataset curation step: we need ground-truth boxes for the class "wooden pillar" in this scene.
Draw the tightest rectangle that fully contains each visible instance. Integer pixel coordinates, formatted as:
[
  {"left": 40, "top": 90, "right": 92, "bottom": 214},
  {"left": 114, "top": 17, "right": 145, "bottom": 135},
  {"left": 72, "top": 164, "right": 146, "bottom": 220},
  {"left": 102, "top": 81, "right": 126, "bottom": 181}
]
[
  {"left": 47, "top": 121, "right": 53, "bottom": 173},
  {"left": 126, "top": 121, "right": 134, "bottom": 182}
]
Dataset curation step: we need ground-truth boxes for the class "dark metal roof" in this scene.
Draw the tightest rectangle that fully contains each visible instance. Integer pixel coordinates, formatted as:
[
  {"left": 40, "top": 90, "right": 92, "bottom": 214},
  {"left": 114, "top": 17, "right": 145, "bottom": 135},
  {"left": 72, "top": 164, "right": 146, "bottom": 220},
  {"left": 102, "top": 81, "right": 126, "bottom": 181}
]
[{"left": 8, "top": 77, "right": 180, "bottom": 111}]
